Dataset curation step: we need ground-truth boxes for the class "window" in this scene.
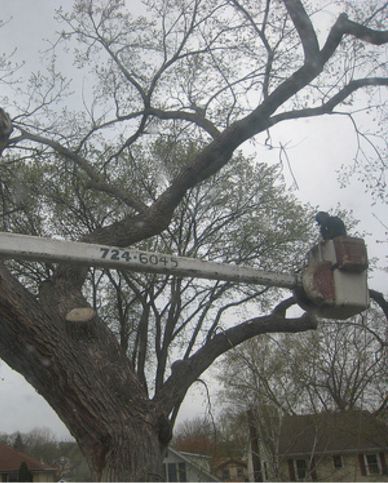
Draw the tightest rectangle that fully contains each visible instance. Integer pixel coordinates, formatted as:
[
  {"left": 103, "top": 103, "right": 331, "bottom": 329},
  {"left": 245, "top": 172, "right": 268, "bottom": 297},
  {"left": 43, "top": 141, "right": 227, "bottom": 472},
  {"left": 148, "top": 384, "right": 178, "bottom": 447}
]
[
  {"left": 364, "top": 454, "right": 381, "bottom": 475},
  {"left": 165, "top": 462, "right": 187, "bottom": 482},
  {"left": 295, "top": 459, "right": 307, "bottom": 480},
  {"left": 178, "top": 463, "right": 187, "bottom": 482},
  {"left": 333, "top": 455, "right": 343, "bottom": 469},
  {"left": 168, "top": 463, "right": 178, "bottom": 482}
]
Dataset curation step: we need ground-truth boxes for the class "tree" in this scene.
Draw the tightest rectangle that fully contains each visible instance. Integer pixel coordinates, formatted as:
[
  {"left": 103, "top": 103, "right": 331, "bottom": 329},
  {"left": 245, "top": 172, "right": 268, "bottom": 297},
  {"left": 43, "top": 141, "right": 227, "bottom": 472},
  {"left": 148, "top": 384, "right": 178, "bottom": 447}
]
[
  {"left": 0, "top": 0, "right": 387, "bottom": 480},
  {"left": 13, "top": 433, "right": 26, "bottom": 453},
  {"left": 18, "top": 462, "right": 33, "bottom": 482},
  {"left": 87, "top": 146, "right": 314, "bottom": 404},
  {"left": 22, "top": 428, "right": 60, "bottom": 467},
  {"left": 217, "top": 305, "right": 387, "bottom": 415},
  {"left": 0, "top": 428, "right": 92, "bottom": 481},
  {"left": 173, "top": 413, "right": 249, "bottom": 468},
  {"left": 173, "top": 417, "right": 217, "bottom": 456},
  {"left": 216, "top": 306, "right": 387, "bottom": 479}
]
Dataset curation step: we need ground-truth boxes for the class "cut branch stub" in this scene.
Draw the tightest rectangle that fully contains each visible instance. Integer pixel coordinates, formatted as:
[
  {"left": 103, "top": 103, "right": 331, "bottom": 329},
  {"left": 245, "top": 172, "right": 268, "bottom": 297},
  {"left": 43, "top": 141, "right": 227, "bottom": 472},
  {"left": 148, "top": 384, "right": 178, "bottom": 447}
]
[
  {"left": 65, "top": 307, "right": 97, "bottom": 339},
  {"left": 66, "top": 307, "right": 96, "bottom": 322}
]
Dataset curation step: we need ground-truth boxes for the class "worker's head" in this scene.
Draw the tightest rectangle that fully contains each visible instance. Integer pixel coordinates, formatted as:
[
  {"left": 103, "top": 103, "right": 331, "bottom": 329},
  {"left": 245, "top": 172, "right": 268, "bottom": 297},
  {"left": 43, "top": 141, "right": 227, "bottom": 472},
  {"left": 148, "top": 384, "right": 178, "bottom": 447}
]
[{"left": 315, "top": 211, "right": 330, "bottom": 225}]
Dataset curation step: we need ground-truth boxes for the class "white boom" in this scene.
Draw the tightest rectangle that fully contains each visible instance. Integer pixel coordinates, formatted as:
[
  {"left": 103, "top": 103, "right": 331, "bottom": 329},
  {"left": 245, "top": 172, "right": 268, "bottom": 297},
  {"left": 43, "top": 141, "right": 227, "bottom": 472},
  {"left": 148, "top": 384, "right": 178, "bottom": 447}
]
[{"left": 0, "top": 232, "right": 300, "bottom": 289}]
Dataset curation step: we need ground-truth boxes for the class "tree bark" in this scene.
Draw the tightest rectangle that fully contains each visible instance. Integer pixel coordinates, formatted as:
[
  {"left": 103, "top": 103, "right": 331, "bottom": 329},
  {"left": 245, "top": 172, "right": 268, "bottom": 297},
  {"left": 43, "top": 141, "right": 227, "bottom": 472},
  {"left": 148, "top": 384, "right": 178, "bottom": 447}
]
[
  {"left": 0, "top": 263, "right": 169, "bottom": 481},
  {"left": 370, "top": 289, "right": 388, "bottom": 321},
  {"left": 0, "top": 108, "right": 12, "bottom": 155}
]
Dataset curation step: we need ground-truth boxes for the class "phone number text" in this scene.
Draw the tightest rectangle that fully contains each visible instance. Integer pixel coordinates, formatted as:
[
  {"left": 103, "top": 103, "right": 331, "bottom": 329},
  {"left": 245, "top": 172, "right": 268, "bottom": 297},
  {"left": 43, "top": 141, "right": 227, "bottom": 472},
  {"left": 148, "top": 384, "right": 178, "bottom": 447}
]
[{"left": 99, "top": 248, "right": 178, "bottom": 268}]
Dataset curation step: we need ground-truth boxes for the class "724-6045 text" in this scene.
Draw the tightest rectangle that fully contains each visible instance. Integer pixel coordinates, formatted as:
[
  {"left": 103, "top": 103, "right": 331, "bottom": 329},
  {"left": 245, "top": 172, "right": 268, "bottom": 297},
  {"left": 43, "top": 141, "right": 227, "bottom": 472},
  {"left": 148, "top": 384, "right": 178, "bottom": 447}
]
[{"left": 99, "top": 247, "right": 178, "bottom": 268}]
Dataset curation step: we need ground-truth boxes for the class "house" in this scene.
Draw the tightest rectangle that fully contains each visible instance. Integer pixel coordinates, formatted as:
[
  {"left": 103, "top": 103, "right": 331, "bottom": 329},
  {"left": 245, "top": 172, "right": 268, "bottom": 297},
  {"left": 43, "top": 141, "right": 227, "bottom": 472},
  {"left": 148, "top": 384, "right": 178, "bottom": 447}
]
[
  {"left": 248, "top": 410, "right": 388, "bottom": 482},
  {"left": 163, "top": 447, "right": 219, "bottom": 482},
  {"left": 0, "top": 443, "right": 57, "bottom": 482},
  {"left": 213, "top": 457, "right": 248, "bottom": 482}
]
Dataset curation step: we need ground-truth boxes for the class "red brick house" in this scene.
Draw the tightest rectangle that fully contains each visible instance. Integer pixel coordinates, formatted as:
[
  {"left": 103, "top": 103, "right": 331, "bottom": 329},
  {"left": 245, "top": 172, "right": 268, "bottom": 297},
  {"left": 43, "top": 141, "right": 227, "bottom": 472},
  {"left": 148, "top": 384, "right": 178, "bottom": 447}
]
[{"left": 0, "top": 443, "right": 57, "bottom": 482}]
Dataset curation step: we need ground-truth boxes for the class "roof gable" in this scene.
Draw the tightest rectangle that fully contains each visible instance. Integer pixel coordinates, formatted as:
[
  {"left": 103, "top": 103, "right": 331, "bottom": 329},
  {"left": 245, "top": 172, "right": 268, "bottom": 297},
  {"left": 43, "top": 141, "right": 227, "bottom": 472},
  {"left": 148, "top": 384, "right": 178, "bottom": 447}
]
[{"left": 167, "top": 448, "right": 218, "bottom": 481}]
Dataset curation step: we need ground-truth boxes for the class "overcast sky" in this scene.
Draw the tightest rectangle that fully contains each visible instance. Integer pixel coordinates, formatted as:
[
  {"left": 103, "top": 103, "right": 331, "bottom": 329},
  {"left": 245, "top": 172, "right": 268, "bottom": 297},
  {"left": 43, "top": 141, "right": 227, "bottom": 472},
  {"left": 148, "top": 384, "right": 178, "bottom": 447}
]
[{"left": 0, "top": 0, "right": 386, "bottom": 441}]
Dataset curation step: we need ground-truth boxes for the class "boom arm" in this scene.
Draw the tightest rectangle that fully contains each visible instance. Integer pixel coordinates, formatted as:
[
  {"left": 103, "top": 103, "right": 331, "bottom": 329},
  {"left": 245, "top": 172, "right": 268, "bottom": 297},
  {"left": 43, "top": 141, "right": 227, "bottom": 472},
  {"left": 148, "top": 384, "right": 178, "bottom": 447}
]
[{"left": 0, "top": 232, "right": 300, "bottom": 289}]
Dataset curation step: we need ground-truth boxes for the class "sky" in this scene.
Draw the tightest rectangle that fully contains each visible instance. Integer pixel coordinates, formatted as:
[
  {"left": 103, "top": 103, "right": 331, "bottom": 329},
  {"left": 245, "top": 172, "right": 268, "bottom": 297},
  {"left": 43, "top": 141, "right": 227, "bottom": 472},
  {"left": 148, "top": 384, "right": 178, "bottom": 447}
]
[{"left": 0, "top": 0, "right": 386, "bottom": 441}]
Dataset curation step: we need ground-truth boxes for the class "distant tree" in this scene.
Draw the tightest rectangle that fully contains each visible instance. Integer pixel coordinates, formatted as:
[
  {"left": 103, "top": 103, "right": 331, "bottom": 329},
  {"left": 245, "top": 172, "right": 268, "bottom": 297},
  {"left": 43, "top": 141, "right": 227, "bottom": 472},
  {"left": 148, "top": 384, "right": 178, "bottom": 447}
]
[
  {"left": 217, "top": 304, "right": 387, "bottom": 415},
  {"left": 173, "top": 413, "right": 248, "bottom": 467},
  {"left": 13, "top": 432, "right": 26, "bottom": 453},
  {"left": 0, "top": 432, "right": 10, "bottom": 445},
  {"left": 18, "top": 462, "right": 33, "bottom": 482},
  {"left": 173, "top": 417, "right": 216, "bottom": 456},
  {"left": 217, "top": 305, "right": 387, "bottom": 480},
  {"left": 21, "top": 428, "right": 59, "bottom": 466},
  {"left": 0, "top": 429, "right": 91, "bottom": 482}
]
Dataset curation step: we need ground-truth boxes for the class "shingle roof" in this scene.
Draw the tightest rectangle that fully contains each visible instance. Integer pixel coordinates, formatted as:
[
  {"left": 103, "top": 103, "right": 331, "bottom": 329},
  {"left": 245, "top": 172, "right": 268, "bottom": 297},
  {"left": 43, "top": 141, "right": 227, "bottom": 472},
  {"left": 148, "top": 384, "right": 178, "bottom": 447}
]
[
  {"left": 0, "top": 443, "right": 56, "bottom": 472},
  {"left": 278, "top": 410, "right": 388, "bottom": 457}
]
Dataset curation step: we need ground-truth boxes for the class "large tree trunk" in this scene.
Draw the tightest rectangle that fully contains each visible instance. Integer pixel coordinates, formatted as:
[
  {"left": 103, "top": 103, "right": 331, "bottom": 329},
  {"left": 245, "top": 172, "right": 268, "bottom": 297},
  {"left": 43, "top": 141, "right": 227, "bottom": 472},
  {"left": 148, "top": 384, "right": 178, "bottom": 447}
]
[
  {"left": 0, "top": 263, "right": 169, "bottom": 481},
  {"left": 79, "top": 422, "right": 165, "bottom": 481}
]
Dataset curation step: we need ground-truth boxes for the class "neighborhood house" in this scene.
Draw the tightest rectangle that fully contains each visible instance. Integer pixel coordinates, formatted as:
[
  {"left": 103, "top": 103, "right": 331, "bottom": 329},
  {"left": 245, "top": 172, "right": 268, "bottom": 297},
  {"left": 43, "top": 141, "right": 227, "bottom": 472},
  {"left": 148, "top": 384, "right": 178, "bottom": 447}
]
[
  {"left": 0, "top": 443, "right": 57, "bottom": 482},
  {"left": 248, "top": 409, "right": 388, "bottom": 482},
  {"left": 163, "top": 447, "right": 218, "bottom": 482}
]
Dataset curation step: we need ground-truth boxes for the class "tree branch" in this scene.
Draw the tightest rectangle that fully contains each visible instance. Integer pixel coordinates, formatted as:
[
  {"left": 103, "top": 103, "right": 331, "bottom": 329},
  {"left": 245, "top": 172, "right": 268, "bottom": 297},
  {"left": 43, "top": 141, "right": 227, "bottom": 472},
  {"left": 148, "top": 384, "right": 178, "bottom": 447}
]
[
  {"left": 147, "top": 107, "right": 220, "bottom": 139},
  {"left": 283, "top": 0, "right": 319, "bottom": 63},
  {"left": 272, "top": 295, "right": 297, "bottom": 317},
  {"left": 155, "top": 308, "right": 317, "bottom": 413},
  {"left": 16, "top": 128, "right": 149, "bottom": 215},
  {"left": 369, "top": 289, "right": 388, "bottom": 321},
  {"left": 342, "top": 16, "right": 388, "bottom": 45},
  {"left": 7, "top": 11, "right": 388, "bottom": 255},
  {"left": 320, "top": 13, "right": 388, "bottom": 65},
  {"left": 228, "top": 0, "right": 275, "bottom": 99},
  {"left": 0, "top": 108, "right": 13, "bottom": 156},
  {"left": 269, "top": 77, "right": 388, "bottom": 125}
]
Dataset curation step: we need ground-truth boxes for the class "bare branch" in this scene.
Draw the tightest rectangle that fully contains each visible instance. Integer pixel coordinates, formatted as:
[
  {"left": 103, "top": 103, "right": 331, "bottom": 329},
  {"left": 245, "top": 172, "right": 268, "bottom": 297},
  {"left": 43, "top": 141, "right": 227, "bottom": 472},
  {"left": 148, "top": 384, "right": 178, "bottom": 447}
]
[
  {"left": 282, "top": 0, "right": 319, "bottom": 63},
  {"left": 364, "top": 2, "right": 388, "bottom": 26},
  {"left": 342, "top": 16, "right": 388, "bottom": 45},
  {"left": 269, "top": 77, "right": 388, "bottom": 125},
  {"left": 320, "top": 13, "right": 388, "bottom": 64},
  {"left": 272, "top": 295, "right": 298, "bottom": 317},
  {"left": 16, "top": 128, "right": 149, "bottom": 215},
  {"left": 148, "top": 107, "right": 220, "bottom": 139},
  {"left": 369, "top": 289, "right": 388, "bottom": 321},
  {"left": 156, "top": 310, "right": 317, "bottom": 413}
]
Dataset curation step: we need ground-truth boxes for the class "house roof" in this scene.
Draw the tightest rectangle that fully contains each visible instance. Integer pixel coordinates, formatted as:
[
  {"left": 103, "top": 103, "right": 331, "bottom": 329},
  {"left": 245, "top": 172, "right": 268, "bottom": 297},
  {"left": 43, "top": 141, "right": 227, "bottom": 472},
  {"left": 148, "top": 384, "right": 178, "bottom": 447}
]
[
  {"left": 168, "top": 448, "right": 219, "bottom": 481},
  {"left": 0, "top": 443, "right": 56, "bottom": 473},
  {"left": 278, "top": 410, "right": 388, "bottom": 457},
  {"left": 178, "top": 450, "right": 211, "bottom": 461}
]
